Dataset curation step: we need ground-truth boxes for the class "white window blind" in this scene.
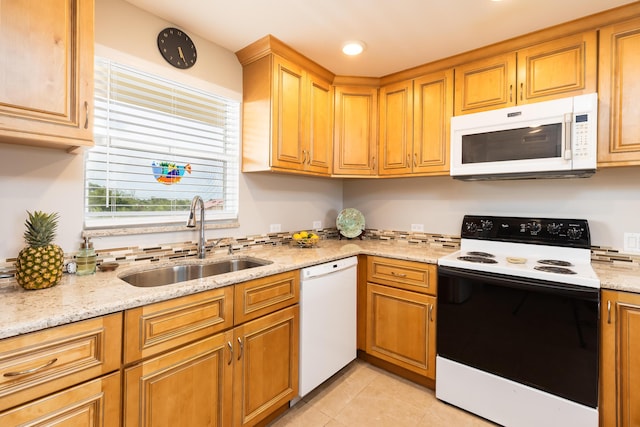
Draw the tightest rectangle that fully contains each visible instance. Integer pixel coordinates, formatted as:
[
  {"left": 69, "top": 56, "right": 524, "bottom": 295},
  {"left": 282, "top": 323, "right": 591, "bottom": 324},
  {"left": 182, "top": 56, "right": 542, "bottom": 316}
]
[{"left": 86, "top": 58, "right": 240, "bottom": 228}]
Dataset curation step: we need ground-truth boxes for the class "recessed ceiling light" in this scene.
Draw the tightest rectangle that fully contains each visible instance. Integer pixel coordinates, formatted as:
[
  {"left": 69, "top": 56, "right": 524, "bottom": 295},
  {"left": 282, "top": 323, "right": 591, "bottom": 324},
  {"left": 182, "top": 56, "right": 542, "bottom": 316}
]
[{"left": 342, "top": 41, "right": 365, "bottom": 56}]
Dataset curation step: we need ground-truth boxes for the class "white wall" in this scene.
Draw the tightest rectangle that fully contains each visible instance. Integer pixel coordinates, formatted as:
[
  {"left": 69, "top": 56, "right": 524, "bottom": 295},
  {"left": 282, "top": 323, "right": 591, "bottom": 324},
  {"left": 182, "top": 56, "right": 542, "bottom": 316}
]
[{"left": 343, "top": 166, "right": 640, "bottom": 249}]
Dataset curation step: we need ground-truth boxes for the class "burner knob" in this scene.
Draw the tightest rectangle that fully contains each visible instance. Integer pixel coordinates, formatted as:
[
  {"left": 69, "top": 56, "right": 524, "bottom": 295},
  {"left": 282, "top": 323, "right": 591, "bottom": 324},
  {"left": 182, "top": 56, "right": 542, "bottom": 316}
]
[
  {"left": 547, "top": 223, "right": 562, "bottom": 235},
  {"left": 465, "top": 222, "right": 478, "bottom": 233},
  {"left": 567, "top": 227, "right": 583, "bottom": 240},
  {"left": 480, "top": 220, "right": 493, "bottom": 231},
  {"left": 530, "top": 222, "right": 542, "bottom": 234}
]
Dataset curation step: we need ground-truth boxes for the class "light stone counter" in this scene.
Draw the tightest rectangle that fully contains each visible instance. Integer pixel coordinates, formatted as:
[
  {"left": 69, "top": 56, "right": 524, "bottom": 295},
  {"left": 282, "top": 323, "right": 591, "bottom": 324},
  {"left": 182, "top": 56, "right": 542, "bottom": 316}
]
[
  {"left": 0, "top": 239, "right": 452, "bottom": 340},
  {"left": 2, "top": 239, "right": 639, "bottom": 340}
]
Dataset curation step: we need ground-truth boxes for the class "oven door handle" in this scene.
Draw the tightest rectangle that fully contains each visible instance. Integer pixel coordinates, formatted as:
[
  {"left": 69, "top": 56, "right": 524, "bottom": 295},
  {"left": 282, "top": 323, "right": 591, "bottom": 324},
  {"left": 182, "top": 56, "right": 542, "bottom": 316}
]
[{"left": 437, "top": 265, "right": 599, "bottom": 301}]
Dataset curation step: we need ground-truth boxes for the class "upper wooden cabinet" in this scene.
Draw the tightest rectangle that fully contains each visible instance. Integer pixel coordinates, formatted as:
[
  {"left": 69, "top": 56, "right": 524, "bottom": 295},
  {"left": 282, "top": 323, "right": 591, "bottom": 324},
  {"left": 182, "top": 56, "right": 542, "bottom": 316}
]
[
  {"left": 378, "top": 69, "right": 453, "bottom": 176},
  {"left": 598, "top": 17, "right": 640, "bottom": 167},
  {"left": 333, "top": 84, "right": 378, "bottom": 176},
  {"left": 237, "top": 36, "right": 334, "bottom": 176},
  {"left": 0, "top": 0, "right": 94, "bottom": 152},
  {"left": 600, "top": 289, "right": 640, "bottom": 427},
  {"left": 454, "top": 31, "right": 596, "bottom": 115}
]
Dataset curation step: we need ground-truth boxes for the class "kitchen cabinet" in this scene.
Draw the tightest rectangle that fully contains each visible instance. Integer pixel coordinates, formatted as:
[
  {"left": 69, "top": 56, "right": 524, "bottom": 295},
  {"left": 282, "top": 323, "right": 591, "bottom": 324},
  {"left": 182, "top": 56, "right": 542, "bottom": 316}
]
[
  {"left": 0, "top": 0, "right": 94, "bottom": 152},
  {"left": 333, "top": 85, "right": 379, "bottom": 176},
  {"left": 364, "top": 256, "right": 437, "bottom": 383},
  {"left": 600, "top": 289, "right": 640, "bottom": 427},
  {"left": 454, "top": 31, "right": 596, "bottom": 115},
  {"left": 123, "top": 271, "right": 299, "bottom": 427},
  {"left": 237, "top": 36, "right": 334, "bottom": 176},
  {"left": 0, "top": 313, "right": 121, "bottom": 423},
  {"left": 597, "top": 17, "right": 640, "bottom": 167},
  {"left": 378, "top": 69, "right": 453, "bottom": 176}
]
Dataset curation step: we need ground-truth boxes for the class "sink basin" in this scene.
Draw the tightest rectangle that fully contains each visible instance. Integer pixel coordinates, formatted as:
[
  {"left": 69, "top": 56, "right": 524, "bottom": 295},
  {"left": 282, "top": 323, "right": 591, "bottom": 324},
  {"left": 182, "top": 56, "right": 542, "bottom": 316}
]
[{"left": 120, "top": 257, "right": 273, "bottom": 287}]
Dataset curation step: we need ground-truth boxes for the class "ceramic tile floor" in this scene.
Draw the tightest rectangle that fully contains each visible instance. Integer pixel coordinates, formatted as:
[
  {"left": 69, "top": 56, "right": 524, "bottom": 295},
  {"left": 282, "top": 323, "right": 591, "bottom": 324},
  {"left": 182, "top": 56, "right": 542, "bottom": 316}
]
[{"left": 269, "top": 360, "right": 498, "bottom": 427}]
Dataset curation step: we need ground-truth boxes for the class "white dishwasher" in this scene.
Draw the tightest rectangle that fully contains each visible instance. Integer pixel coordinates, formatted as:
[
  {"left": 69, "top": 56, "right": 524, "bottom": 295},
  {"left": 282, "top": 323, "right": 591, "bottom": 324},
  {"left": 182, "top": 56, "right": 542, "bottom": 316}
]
[{"left": 297, "top": 256, "right": 358, "bottom": 400}]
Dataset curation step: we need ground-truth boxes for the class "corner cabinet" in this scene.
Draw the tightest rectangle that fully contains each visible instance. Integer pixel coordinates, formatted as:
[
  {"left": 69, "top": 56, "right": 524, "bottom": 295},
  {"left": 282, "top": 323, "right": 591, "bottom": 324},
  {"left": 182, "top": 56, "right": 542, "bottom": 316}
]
[
  {"left": 454, "top": 31, "right": 596, "bottom": 115},
  {"left": 0, "top": 0, "right": 94, "bottom": 152},
  {"left": 364, "top": 256, "right": 437, "bottom": 385},
  {"left": 600, "top": 289, "right": 640, "bottom": 427},
  {"left": 333, "top": 84, "right": 379, "bottom": 176},
  {"left": 597, "top": 17, "right": 640, "bottom": 167},
  {"left": 378, "top": 69, "right": 453, "bottom": 177},
  {"left": 237, "top": 35, "right": 334, "bottom": 176}
]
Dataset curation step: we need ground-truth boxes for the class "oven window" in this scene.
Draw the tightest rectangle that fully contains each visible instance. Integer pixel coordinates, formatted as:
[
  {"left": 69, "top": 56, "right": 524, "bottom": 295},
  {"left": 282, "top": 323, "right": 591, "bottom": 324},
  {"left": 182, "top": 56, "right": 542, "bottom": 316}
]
[
  {"left": 437, "top": 268, "right": 599, "bottom": 408},
  {"left": 461, "top": 123, "right": 562, "bottom": 164}
]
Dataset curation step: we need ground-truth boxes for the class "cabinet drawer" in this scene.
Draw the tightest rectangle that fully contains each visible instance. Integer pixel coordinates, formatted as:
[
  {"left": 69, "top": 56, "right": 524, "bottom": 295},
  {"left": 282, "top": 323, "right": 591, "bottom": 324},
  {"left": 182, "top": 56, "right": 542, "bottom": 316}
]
[
  {"left": 0, "top": 371, "right": 120, "bottom": 426},
  {"left": 0, "top": 313, "right": 122, "bottom": 412},
  {"left": 367, "top": 256, "right": 436, "bottom": 295},
  {"left": 234, "top": 271, "right": 299, "bottom": 325},
  {"left": 124, "top": 286, "right": 233, "bottom": 364}
]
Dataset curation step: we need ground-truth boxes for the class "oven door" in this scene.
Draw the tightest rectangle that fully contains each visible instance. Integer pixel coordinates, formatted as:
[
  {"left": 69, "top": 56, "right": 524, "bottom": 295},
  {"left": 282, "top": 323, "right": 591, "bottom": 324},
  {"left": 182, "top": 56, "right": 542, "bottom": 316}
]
[{"left": 437, "top": 265, "right": 599, "bottom": 408}]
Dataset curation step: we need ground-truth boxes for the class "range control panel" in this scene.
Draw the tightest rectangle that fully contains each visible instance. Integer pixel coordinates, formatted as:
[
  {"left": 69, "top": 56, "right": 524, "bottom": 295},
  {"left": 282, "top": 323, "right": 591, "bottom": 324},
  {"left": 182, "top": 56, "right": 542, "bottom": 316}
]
[{"left": 461, "top": 215, "right": 591, "bottom": 249}]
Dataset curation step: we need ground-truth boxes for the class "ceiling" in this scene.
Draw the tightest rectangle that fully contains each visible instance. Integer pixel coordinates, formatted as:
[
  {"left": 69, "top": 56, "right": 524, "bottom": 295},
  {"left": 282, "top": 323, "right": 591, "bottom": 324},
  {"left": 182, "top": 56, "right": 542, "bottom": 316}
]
[{"left": 124, "top": 0, "right": 636, "bottom": 77}]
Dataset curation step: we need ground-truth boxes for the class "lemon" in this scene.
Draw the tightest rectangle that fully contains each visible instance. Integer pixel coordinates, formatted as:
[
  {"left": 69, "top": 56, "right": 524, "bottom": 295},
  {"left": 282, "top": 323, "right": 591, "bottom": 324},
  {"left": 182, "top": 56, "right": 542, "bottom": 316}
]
[
  {"left": 293, "top": 233, "right": 301, "bottom": 240},
  {"left": 299, "top": 231, "right": 309, "bottom": 238}
]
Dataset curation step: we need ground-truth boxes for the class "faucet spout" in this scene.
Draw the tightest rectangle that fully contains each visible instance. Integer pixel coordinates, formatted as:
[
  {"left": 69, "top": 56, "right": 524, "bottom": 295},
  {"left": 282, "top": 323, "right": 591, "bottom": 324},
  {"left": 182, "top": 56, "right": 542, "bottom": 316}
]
[{"left": 187, "top": 196, "right": 206, "bottom": 259}]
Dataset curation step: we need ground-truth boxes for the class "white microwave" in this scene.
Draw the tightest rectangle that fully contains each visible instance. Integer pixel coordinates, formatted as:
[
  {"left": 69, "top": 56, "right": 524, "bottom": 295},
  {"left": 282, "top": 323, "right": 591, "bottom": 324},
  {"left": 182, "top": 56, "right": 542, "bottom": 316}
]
[{"left": 450, "top": 93, "right": 598, "bottom": 180}]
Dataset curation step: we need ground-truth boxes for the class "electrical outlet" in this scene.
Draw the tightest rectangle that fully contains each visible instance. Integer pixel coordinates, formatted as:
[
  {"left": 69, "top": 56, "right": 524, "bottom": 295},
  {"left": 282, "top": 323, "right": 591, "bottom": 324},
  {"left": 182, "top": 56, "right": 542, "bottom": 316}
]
[
  {"left": 312, "top": 220, "right": 322, "bottom": 230},
  {"left": 624, "top": 232, "right": 640, "bottom": 253},
  {"left": 270, "top": 224, "right": 281, "bottom": 233},
  {"left": 411, "top": 224, "right": 425, "bottom": 232}
]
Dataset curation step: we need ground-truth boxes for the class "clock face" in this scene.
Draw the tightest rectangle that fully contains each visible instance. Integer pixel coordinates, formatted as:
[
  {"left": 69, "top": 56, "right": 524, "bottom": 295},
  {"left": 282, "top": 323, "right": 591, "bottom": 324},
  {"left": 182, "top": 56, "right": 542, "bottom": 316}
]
[{"left": 157, "top": 27, "right": 197, "bottom": 69}]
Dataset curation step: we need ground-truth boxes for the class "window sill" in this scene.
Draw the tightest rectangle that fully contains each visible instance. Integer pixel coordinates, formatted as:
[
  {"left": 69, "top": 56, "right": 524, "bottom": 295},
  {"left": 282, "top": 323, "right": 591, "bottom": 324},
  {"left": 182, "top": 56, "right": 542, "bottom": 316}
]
[{"left": 82, "top": 221, "right": 240, "bottom": 239}]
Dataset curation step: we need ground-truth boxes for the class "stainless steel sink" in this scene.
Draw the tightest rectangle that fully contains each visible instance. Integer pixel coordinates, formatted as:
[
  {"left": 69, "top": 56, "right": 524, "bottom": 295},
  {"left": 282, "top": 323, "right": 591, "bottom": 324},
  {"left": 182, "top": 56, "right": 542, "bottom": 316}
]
[{"left": 119, "top": 257, "right": 272, "bottom": 287}]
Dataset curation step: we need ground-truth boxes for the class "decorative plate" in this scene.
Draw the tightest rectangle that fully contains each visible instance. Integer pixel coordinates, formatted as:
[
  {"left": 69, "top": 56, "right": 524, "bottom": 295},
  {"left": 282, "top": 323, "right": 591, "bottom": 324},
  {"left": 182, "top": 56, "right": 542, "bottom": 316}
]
[{"left": 336, "top": 208, "right": 365, "bottom": 239}]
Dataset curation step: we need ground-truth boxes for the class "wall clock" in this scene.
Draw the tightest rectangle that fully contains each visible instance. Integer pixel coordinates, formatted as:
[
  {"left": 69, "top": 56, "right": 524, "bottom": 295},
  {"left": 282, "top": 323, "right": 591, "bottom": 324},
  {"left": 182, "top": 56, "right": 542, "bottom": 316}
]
[{"left": 157, "top": 27, "right": 197, "bottom": 69}]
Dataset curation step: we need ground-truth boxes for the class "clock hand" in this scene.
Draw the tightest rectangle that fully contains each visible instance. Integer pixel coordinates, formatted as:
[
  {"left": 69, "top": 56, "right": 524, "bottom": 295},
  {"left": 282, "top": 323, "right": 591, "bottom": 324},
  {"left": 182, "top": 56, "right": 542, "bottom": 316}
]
[{"left": 177, "top": 46, "right": 186, "bottom": 63}]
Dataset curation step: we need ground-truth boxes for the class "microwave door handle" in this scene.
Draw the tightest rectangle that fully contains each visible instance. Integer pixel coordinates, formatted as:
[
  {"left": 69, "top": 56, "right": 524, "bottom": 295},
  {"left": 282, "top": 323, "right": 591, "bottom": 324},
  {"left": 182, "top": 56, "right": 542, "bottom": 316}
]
[{"left": 563, "top": 113, "right": 573, "bottom": 160}]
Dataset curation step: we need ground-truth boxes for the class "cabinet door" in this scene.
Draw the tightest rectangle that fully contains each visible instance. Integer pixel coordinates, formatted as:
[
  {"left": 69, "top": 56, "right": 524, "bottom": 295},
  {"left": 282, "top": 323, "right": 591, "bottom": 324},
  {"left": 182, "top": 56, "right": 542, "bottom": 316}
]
[
  {"left": 233, "top": 305, "right": 299, "bottom": 427},
  {"left": 366, "top": 283, "right": 436, "bottom": 379},
  {"left": 378, "top": 80, "right": 413, "bottom": 176},
  {"left": 333, "top": 85, "right": 378, "bottom": 176},
  {"left": 454, "top": 52, "right": 516, "bottom": 115},
  {"left": 601, "top": 290, "right": 640, "bottom": 427},
  {"left": 598, "top": 18, "right": 640, "bottom": 167},
  {"left": 271, "top": 56, "right": 305, "bottom": 170},
  {"left": 0, "top": 0, "right": 93, "bottom": 150},
  {"left": 306, "top": 73, "right": 333, "bottom": 174},
  {"left": 124, "top": 331, "right": 234, "bottom": 427},
  {"left": 413, "top": 69, "right": 453, "bottom": 175},
  {"left": 517, "top": 31, "right": 596, "bottom": 104},
  {"left": 0, "top": 372, "right": 120, "bottom": 427}
]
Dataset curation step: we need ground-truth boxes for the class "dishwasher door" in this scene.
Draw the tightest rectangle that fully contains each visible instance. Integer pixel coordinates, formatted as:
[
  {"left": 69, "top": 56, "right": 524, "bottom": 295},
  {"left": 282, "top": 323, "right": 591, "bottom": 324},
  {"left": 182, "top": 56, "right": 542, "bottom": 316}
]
[{"left": 298, "top": 256, "right": 358, "bottom": 398}]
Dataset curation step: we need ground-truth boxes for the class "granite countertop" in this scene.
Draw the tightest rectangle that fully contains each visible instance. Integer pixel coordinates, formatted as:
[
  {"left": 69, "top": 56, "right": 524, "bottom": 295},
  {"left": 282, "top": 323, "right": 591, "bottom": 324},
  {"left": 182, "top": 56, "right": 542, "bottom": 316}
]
[{"left": 1, "top": 239, "right": 639, "bottom": 340}]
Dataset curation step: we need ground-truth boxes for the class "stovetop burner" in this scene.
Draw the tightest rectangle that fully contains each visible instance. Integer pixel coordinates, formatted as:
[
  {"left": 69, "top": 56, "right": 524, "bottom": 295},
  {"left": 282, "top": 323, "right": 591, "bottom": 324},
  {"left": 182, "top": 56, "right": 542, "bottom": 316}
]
[
  {"left": 467, "top": 251, "right": 495, "bottom": 258},
  {"left": 457, "top": 256, "right": 498, "bottom": 264},
  {"left": 534, "top": 265, "right": 577, "bottom": 275},
  {"left": 538, "top": 259, "right": 573, "bottom": 267}
]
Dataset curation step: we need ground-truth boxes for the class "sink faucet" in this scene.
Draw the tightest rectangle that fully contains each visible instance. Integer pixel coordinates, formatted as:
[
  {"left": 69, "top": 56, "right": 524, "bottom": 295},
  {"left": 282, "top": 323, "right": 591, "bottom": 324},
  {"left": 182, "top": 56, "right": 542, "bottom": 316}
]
[{"left": 186, "top": 196, "right": 206, "bottom": 259}]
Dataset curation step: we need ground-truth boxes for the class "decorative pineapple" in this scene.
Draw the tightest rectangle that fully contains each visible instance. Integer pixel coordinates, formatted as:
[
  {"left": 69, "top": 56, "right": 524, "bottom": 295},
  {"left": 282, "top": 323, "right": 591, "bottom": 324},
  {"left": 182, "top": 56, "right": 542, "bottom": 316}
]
[{"left": 15, "top": 211, "right": 65, "bottom": 290}]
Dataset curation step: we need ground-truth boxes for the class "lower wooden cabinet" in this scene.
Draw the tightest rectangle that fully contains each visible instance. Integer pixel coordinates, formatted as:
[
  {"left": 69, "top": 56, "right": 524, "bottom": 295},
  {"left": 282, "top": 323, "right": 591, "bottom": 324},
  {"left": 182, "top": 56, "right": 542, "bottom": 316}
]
[
  {"left": 601, "top": 289, "right": 640, "bottom": 427},
  {"left": 364, "top": 256, "right": 437, "bottom": 383},
  {"left": 233, "top": 305, "right": 299, "bottom": 427},
  {"left": 366, "top": 283, "right": 436, "bottom": 378},
  {"left": 0, "top": 372, "right": 120, "bottom": 427}
]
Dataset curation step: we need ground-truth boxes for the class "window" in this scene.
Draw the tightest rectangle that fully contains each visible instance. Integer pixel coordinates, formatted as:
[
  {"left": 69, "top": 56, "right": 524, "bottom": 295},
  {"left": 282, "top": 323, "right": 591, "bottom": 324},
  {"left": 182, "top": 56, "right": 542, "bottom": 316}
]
[{"left": 85, "top": 58, "right": 240, "bottom": 229}]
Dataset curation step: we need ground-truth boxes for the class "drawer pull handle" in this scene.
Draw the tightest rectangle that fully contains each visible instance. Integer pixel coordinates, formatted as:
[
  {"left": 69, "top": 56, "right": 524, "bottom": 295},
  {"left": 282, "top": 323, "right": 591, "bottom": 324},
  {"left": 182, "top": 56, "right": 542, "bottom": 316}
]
[
  {"left": 227, "top": 341, "right": 233, "bottom": 365},
  {"left": 84, "top": 101, "right": 90, "bottom": 129},
  {"left": 4, "top": 358, "right": 58, "bottom": 377},
  {"left": 429, "top": 304, "right": 434, "bottom": 322},
  {"left": 607, "top": 300, "right": 611, "bottom": 324},
  {"left": 237, "top": 337, "right": 243, "bottom": 360},
  {"left": 390, "top": 271, "right": 407, "bottom": 278}
]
